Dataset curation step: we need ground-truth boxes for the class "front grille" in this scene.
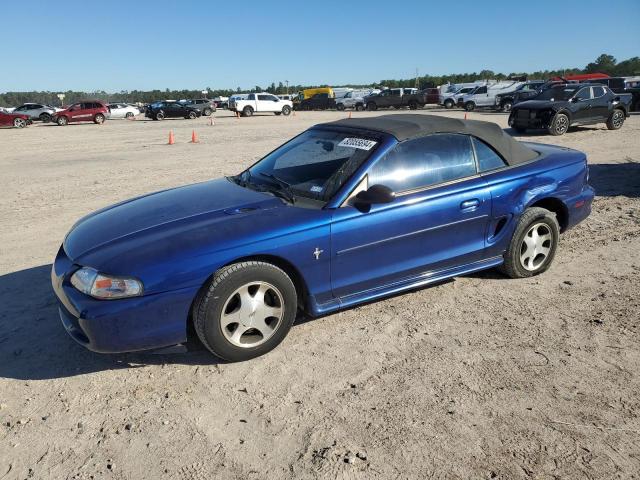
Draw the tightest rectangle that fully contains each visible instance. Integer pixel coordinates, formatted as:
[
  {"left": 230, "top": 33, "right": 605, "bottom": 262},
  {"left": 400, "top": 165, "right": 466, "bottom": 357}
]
[{"left": 516, "top": 109, "right": 529, "bottom": 119}]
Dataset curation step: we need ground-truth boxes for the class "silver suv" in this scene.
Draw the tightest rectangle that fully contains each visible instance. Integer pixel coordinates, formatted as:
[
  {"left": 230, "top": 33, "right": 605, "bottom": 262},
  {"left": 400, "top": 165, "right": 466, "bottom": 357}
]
[
  {"left": 12, "top": 103, "right": 59, "bottom": 122},
  {"left": 335, "top": 89, "right": 380, "bottom": 111},
  {"left": 179, "top": 99, "right": 216, "bottom": 116}
]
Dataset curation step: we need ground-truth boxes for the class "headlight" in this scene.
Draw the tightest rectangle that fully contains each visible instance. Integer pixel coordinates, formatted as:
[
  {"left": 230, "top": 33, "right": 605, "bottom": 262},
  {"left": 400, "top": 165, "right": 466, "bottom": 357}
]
[{"left": 70, "top": 267, "right": 143, "bottom": 299}]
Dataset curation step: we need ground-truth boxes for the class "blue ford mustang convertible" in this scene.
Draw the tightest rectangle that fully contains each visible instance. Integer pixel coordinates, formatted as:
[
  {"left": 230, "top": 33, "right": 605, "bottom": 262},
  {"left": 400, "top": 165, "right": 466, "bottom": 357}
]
[{"left": 52, "top": 115, "right": 594, "bottom": 361}]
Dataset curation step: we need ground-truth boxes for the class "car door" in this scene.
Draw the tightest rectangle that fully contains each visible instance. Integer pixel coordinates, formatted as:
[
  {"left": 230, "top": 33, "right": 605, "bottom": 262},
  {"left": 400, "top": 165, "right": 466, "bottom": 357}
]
[
  {"left": 590, "top": 86, "right": 609, "bottom": 120},
  {"left": 257, "top": 94, "right": 273, "bottom": 112},
  {"left": 330, "top": 133, "right": 491, "bottom": 298},
  {"left": 571, "top": 87, "right": 594, "bottom": 123},
  {"left": 67, "top": 103, "right": 85, "bottom": 122}
]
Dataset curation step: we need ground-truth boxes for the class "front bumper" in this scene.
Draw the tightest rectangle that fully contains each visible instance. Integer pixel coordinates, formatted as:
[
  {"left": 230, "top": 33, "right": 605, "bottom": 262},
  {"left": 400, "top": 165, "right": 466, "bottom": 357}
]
[
  {"left": 509, "top": 109, "right": 552, "bottom": 129},
  {"left": 51, "top": 245, "right": 197, "bottom": 353}
]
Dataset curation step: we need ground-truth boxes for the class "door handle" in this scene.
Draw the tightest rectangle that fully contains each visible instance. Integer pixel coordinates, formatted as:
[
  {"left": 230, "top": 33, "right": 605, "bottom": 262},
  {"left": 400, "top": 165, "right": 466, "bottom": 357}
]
[{"left": 460, "top": 199, "right": 480, "bottom": 210}]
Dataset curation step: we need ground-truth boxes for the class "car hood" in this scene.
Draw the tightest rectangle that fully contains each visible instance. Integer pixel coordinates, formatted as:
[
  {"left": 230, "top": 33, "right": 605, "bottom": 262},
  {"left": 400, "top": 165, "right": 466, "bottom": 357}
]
[
  {"left": 514, "top": 99, "right": 570, "bottom": 110},
  {"left": 64, "top": 178, "right": 284, "bottom": 265}
]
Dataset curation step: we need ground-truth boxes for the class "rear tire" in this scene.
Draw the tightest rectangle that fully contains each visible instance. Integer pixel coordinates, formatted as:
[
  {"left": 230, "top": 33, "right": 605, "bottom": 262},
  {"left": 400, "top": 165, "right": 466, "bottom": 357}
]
[
  {"left": 155, "top": 111, "right": 165, "bottom": 120},
  {"left": 499, "top": 207, "right": 560, "bottom": 279},
  {"left": 367, "top": 102, "right": 377, "bottom": 111},
  {"left": 606, "top": 109, "right": 625, "bottom": 130},
  {"left": 125, "top": 112, "right": 134, "bottom": 119},
  {"left": 193, "top": 261, "right": 298, "bottom": 362},
  {"left": 355, "top": 104, "right": 364, "bottom": 112},
  {"left": 243, "top": 106, "right": 254, "bottom": 117},
  {"left": 464, "top": 101, "right": 475, "bottom": 111},
  {"left": 188, "top": 111, "right": 197, "bottom": 119},
  {"left": 548, "top": 113, "right": 569, "bottom": 136},
  {"left": 502, "top": 101, "right": 513, "bottom": 112},
  {"left": 444, "top": 99, "right": 454, "bottom": 109},
  {"left": 39, "top": 112, "right": 51, "bottom": 122},
  {"left": 408, "top": 101, "right": 418, "bottom": 110},
  {"left": 336, "top": 103, "right": 345, "bottom": 111}
]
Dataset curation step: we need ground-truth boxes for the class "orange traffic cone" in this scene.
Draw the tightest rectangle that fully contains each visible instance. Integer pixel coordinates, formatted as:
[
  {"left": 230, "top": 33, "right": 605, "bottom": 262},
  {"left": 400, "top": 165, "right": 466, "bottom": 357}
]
[
  {"left": 191, "top": 130, "right": 199, "bottom": 143},
  {"left": 168, "top": 131, "right": 175, "bottom": 145}
]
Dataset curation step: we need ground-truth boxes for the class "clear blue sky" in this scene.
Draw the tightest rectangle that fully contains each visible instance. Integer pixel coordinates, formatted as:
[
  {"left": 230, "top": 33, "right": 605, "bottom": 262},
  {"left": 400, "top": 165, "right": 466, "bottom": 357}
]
[{"left": 1, "top": 0, "right": 639, "bottom": 92}]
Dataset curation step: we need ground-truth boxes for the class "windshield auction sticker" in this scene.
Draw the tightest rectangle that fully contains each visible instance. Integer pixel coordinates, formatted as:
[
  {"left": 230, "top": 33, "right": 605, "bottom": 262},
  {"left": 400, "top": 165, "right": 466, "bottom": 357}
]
[{"left": 338, "top": 138, "right": 377, "bottom": 151}]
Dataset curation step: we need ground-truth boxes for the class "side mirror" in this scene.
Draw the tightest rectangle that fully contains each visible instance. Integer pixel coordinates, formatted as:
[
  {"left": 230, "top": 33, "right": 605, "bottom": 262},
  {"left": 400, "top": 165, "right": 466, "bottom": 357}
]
[
  {"left": 571, "top": 97, "right": 581, "bottom": 103},
  {"left": 351, "top": 184, "right": 395, "bottom": 212}
]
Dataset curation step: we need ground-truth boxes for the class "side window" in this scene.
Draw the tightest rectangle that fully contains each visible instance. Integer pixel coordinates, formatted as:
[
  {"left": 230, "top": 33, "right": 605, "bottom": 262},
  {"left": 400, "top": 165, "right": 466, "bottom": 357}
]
[
  {"left": 472, "top": 137, "right": 507, "bottom": 172},
  {"left": 576, "top": 87, "right": 592, "bottom": 100},
  {"left": 368, "top": 134, "right": 476, "bottom": 193},
  {"left": 248, "top": 93, "right": 256, "bottom": 100},
  {"left": 476, "top": 86, "right": 487, "bottom": 94},
  {"left": 257, "top": 95, "right": 269, "bottom": 100},
  {"left": 592, "top": 86, "right": 605, "bottom": 98}
]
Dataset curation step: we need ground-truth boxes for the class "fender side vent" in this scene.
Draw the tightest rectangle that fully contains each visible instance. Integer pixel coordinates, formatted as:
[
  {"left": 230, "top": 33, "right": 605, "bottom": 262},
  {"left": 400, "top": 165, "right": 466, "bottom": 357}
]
[{"left": 494, "top": 218, "right": 507, "bottom": 237}]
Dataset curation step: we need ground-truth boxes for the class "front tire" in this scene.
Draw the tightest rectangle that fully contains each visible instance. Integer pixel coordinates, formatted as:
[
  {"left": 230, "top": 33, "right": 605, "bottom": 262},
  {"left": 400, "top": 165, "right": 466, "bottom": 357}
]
[
  {"left": 281, "top": 105, "right": 291, "bottom": 116},
  {"left": 193, "top": 261, "right": 298, "bottom": 361},
  {"left": 155, "top": 111, "right": 165, "bottom": 120},
  {"left": 606, "top": 109, "right": 625, "bottom": 130},
  {"left": 56, "top": 116, "right": 68, "bottom": 126},
  {"left": 355, "top": 104, "right": 364, "bottom": 112},
  {"left": 13, "top": 117, "right": 27, "bottom": 128},
  {"left": 502, "top": 101, "right": 513, "bottom": 112},
  {"left": 39, "top": 112, "right": 51, "bottom": 122},
  {"left": 203, "top": 108, "right": 212, "bottom": 116},
  {"left": 188, "top": 111, "right": 197, "bottom": 119},
  {"left": 408, "top": 101, "right": 418, "bottom": 110},
  {"left": 125, "top": 112, "right": 134, "bottom": 119},
  {"left": 94, "top": 114, "right": 105, "bottom": 124},
  {"left": 367, "top": 102, "right": 377, "bottom": 111},
  {"left": 548, "top": 113, "right": 569, "bottom": 136},
  {"left": 499, "top": 207, "right": 560, "bottom": 279},
  {"left": 336, "top": 103, "right": 345, "bottom": 111},
  {"left": 464, "top": 101, "right": 475, "bottom": 112},
  {"left": 444, "top": 99, "right": 454, "bottom": 109}
]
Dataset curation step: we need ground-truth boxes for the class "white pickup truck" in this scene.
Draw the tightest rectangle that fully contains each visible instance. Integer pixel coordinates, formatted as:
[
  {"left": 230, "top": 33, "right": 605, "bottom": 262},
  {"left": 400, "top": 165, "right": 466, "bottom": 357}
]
[{"left": 229, "top": 93, "right": 293, "bottom": 117}]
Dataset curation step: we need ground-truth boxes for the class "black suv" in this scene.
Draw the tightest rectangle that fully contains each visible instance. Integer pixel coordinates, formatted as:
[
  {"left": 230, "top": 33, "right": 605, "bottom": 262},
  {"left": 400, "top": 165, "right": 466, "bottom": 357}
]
[
  {"left": 145, "top": 101, "right": 202, "bottom": 120},
  {"left": 509, "top": 83, "right": 632, "bottom": 136},
  {"left": 179, "top": 98, "right": 216, "bottom": 116},
  {"left": 495, "top": 81, "right": 545, "bottom": 111}
]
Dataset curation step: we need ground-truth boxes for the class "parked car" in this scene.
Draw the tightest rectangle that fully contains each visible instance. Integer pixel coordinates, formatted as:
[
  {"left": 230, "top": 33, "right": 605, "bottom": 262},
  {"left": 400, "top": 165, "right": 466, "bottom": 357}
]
[
  {"left": 11, "top": 103, "right": 60, "bottom": 122},
  {"left": 364, "top": 88, "right": 428, "bottom": 110},
  {"left": 421, "top": 88, "right": 440, "bottom": 105},
  {"left": 179, "top": 98, "right": 216, "bottom": 116},
  {"left": 107, "top": 103, "right": 140, "bottom": 119},
  {"left": 230, "top": 93, "right": 293, "bottom": 117},
  {"left": 335, "top": 89, "right": 380, "bottom": 111},
  {"left": 509, "top": 84, "right": 632, "bottom": 135},
  {"left": 277, "top": 94, "right": 297, "bottom": 102},
  {"left": 213, "top": 96, "right": 229, "bottom": 109},
  {"left": 440, "top": 86, "right": 476, "bottom": 109},
  {"left": 52, "top": 101, "right": 110, "bottom": 126},
  {"left": 145, "top": 101, "right": 202, "bottom": 120},
  {"left": 296, "top": 93, "right": 336, "bottom": 111},
  {"left": 52, "top": 114, "right": 594, "bottom": 361},
  {"left": 494, "top": 81, "right": 545, "bottom": 112},
  {"left": 0, "top": 110, "right": 30, "bottom": 128}
]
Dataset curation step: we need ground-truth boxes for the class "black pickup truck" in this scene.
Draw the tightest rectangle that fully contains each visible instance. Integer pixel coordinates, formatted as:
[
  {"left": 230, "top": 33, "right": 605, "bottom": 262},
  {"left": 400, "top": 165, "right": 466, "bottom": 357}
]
[
  {"left": 364, "top": 88, "right": 427, "bottom": 111},
  {"left": 509, "top": 83, "right": 632, "bottom": 136}
]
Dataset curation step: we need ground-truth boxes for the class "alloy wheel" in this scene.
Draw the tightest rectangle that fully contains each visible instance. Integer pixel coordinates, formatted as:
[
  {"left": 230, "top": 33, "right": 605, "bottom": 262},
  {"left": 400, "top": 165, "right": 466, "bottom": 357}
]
[
  {"left": 220, "top": 281, "right": 284, "bottom": 348},
  {"left": 520, "top": 223, "right": 553, "bottom": 271},
  {"left": 612, "top": 110, "right": 624, "bottom": 128}
]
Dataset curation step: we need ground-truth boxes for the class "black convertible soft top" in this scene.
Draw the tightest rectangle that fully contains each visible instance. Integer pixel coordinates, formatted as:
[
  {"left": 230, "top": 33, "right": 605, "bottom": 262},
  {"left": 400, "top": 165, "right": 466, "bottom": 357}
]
[{"left": 323, "top": 114, "right": 539, "bottom": 166}]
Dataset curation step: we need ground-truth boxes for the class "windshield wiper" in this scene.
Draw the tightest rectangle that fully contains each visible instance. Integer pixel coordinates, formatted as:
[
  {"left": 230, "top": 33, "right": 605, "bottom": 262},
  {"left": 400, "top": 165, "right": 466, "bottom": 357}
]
[{"left": 258, "top": 172, "right": 296, "bottom": 204}]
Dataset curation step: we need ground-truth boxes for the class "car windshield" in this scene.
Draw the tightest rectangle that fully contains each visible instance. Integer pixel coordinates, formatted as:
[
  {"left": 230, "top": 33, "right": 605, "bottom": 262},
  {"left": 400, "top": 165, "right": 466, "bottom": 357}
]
[
  {"left": 535, "top": 86, "right": 580, "bottom": 101},
  {"left": 234, "top": 129, "right": 381, "bottom": 204}
]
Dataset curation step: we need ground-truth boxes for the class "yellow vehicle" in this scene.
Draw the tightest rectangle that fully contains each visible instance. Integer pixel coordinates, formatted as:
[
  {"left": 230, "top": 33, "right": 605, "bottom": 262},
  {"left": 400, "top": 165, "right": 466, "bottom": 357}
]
[{"left": 299, "top": 87, "right": 335, "bottom": 100}]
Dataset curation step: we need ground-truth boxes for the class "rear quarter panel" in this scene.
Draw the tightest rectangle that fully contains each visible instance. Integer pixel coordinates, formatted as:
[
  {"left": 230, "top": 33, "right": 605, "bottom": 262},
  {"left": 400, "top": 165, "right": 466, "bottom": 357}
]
[{"left": 481, "top": 144, "right": 588, "bottom": 258}]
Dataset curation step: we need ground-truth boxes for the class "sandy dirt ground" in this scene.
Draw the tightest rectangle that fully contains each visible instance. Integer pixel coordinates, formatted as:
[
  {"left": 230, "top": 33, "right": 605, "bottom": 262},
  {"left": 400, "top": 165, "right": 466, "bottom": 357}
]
[{"left": 0, "top": 108, "right": 639, "bottom": 480}]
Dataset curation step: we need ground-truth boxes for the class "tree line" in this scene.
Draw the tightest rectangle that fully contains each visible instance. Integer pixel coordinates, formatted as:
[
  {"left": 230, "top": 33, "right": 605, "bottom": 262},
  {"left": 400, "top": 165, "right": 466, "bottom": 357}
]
[{"left": 1, "top": 54, "right": 637, "bottom": 107}]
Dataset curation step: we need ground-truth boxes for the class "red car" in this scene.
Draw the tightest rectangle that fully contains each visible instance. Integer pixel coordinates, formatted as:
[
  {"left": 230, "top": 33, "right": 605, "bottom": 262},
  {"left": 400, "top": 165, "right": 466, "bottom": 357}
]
[
  {"left": 0, "top": 110, "right": 30, "bottom": 128},
  {"left": 52, "top": 101, "right": 109, "bottom": 126}
]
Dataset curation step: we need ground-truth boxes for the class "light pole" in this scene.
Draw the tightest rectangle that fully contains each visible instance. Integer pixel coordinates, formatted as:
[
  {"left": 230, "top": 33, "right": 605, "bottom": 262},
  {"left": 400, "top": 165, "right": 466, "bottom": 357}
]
[{"left": 285, "top": 80, "right": 289, "bottom": 95}]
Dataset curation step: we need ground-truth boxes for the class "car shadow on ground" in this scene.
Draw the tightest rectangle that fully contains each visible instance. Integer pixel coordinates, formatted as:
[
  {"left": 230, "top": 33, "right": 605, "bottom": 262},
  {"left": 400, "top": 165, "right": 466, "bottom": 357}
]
[{"left": 588, "top": 162, "right": 640, "bottom": 198}]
